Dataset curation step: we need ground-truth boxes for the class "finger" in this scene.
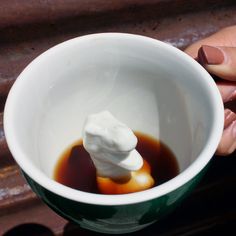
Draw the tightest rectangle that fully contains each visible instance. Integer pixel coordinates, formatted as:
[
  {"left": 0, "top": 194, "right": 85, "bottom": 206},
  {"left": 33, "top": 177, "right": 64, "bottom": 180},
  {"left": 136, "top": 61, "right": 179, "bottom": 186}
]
[
  {"left": 224, "top": 109, "right": 236, "bottom": 129},
  {"left": 198, "top": 45, "right": 236, "bottom": 81},
  {"left": 217, "top": 82, "right": 236, "bottom": 103},
  {"left": 216, "top": 120, "right": 236, "bottom": 156},
  {"left": 184, "top": 26, "right": 236, "bottom": 58}
]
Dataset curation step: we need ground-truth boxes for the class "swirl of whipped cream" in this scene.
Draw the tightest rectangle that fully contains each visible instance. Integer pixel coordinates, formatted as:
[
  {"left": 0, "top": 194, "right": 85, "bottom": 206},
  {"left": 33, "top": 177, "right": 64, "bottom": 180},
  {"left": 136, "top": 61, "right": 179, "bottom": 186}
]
[{"left": 82, "top": 111, "right": 143, "bottom": 179}]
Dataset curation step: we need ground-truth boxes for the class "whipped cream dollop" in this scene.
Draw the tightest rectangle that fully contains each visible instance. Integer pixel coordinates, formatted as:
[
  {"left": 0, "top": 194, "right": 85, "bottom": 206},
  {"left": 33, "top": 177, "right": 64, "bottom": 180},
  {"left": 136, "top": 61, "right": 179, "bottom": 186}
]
[{"left": 82, "top": 111, "right": 143, "bottom": 179}]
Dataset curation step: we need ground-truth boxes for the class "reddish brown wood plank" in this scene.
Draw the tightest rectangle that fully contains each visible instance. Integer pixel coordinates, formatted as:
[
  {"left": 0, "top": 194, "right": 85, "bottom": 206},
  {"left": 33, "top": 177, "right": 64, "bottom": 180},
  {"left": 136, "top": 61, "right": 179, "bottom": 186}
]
[
  {"left": 0, "top": 201, "right": 67, "bottom": 235},
  {"left": 1, "top": 5, "right": 236, "bottom": 100},
  {"left": 0, "top": 1, "right": 236, "bottom": 235},
  {"left": 0, "top": 0, "right": 234, "bottom": 29},
  {"left": 0, "top": 112, "right": 9, "bottom": 158}
]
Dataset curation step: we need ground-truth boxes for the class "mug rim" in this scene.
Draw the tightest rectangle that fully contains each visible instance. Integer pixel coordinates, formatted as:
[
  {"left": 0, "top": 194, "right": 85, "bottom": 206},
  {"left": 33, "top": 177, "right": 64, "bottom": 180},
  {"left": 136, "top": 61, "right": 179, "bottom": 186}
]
[{"left": 4, "top": 33, "right": 224, "bottom": 205}]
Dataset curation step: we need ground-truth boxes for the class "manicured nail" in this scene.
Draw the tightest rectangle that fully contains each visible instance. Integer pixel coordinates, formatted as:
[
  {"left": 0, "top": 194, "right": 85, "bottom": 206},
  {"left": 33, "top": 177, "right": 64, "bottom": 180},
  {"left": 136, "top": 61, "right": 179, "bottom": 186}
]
[
  {"left": 198, "top": 45, "right": 225, "bottom": 65},
  {"left": 224, "top": 109, "right": 236, "bottom": 129},
  {"left": 217, "top": 121, "right": 236, "bottom": 155},
  {"left": 224, "top": 86, "right": 236, "bottom": 102},
  {"left": 217, "top": 83, "right": 236, "bottom": 102}
]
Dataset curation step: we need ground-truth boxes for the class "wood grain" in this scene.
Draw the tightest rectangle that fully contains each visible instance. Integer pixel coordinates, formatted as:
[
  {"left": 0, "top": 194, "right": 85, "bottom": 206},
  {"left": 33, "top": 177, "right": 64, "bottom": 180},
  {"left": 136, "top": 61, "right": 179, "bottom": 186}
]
[
  {"left": 0, "top": 1, "right": 236, "bottom": 235},
  {"left": 0, "top": 0, "right": 234, "bottom": 29}
]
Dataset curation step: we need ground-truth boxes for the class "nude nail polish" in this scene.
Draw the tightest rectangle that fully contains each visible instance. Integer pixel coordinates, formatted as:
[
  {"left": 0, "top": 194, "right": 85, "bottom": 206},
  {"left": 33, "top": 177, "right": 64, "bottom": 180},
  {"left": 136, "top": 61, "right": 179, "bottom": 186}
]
[
  {"left": 218, "top": 84, "right": 236, "bottom": 102},
  {"left": 218, "top": 121, "right": 236, "bottom": 155},
  {"left": 198, "top": 45, "right": 225, "bottom": 65},
  {"left": 224, "top": 109, "right": 236, "bottom": 129}
]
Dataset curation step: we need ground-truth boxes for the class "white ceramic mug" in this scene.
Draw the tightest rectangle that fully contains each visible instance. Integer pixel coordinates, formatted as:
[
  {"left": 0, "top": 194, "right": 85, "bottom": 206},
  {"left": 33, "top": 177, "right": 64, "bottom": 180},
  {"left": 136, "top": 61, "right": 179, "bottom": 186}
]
[{"left": 4, "top": 33, "right": 224, "bottom": 234}]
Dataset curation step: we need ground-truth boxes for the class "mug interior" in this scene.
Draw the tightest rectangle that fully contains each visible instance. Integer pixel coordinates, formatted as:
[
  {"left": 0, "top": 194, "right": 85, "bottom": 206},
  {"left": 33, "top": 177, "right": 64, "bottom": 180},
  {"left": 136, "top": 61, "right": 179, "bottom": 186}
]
[{"left": 4, "top": 33, "right": 223, "bottom": 204}]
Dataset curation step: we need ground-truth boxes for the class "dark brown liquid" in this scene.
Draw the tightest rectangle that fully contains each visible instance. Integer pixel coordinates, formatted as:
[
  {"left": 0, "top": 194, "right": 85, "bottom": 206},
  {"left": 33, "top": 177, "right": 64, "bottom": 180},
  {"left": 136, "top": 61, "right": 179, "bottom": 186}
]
[{"left": 54, "top": 131, "right": 179, "bottom": 194}]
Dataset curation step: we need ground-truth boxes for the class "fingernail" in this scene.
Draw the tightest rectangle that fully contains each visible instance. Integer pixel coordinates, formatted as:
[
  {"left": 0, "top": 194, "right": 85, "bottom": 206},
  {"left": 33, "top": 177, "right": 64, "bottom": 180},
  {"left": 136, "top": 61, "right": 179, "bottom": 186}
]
[
  {"left": 198, "top": 45, "right": 225, "bottom": 65},
  {"left": 217, "top": 83, "right": 236, "bottom": 102},
  {"left": 225, "top": 86, "right": 236, "bottom": 102},
  {"left": 224, "top": 109, "right": 236, "bottom": 129},
  {"left": 217, "top": 121, "right": 236, "bottom": 155}
]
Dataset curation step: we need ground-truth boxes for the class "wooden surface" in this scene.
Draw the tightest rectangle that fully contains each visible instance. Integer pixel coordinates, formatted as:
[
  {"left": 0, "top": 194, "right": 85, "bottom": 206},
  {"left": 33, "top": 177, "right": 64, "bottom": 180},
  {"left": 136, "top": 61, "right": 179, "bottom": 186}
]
[{"left": 0, "top": 1, "right": 236, "bottom": 235}]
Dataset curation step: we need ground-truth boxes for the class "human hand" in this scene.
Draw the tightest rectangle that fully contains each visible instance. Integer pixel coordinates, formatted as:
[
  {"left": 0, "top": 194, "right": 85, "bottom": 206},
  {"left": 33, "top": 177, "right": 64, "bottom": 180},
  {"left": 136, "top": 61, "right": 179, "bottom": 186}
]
[{"left": 185, "top": 26, "right": 236, "bottom": 156}]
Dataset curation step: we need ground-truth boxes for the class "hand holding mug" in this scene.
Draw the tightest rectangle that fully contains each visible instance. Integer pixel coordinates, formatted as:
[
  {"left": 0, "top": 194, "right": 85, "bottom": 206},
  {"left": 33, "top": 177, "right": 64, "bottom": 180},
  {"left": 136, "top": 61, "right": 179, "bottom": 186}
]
[{"left": 185, "top": 26, "right": 236, "bottom": 156}]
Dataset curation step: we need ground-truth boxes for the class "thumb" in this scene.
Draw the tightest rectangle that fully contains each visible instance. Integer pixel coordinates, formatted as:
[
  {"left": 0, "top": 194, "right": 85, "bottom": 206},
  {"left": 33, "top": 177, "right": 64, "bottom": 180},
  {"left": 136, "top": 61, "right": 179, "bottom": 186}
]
[{"left": 198, "top": 45, "right": 236, "bottom": 81}]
